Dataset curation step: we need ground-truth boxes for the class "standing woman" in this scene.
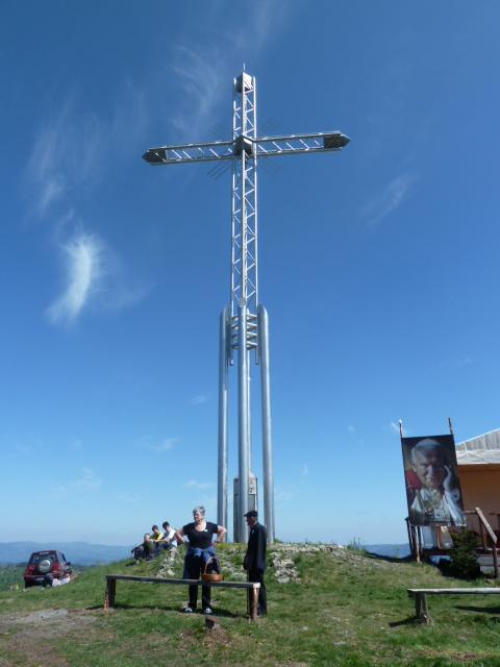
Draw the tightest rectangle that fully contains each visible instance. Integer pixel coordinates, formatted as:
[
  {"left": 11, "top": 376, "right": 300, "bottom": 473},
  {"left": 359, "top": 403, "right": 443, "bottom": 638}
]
[{"left": 175, "top": 506, "right": 226, "bottom": 614}]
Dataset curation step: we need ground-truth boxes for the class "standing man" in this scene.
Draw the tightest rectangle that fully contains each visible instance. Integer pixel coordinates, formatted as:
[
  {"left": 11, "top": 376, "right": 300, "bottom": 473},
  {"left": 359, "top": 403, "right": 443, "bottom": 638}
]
[{"left": 243, "top": 510, "right": 267, "bottom": 616}]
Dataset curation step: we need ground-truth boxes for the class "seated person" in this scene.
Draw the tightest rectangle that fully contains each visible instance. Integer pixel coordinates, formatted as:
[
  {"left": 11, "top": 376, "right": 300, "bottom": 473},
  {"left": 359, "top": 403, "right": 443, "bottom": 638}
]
[
  {"left": 150, "top": 525, "right": 164, "bottom": 556},
  {"left": 151, "top": 525, "right": 164, "bottom": 542},
  {"left": 159, "top": 521, "right": 178, "bottom": 550},
  {"left": 132, "top": 533, "right": 156, "bottom": 561}
]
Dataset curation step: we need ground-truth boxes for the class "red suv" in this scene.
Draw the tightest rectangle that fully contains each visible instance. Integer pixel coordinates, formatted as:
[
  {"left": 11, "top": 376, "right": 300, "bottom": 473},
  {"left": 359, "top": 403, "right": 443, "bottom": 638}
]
[{"left": 24, "top": 550, "right": 73, "bottom": 588}]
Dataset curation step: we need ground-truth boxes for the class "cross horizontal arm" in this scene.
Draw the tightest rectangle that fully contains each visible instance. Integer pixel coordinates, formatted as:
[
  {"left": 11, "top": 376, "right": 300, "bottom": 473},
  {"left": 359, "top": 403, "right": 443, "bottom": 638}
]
[
  {"left": 143, "top": 140, "right": 235, "bottom": 165},
  {"left": 143, "top": 131, "right": 349, "bottom": 166},
  {"left": 255, "top": 131, "right": 349, "bottom": 158}
]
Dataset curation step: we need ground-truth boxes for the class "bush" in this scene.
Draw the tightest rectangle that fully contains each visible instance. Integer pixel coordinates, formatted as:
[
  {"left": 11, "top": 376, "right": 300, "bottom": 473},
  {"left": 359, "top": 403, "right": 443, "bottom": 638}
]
[{"left": 440, "top": 528, "right": 481, "bottom": 579}]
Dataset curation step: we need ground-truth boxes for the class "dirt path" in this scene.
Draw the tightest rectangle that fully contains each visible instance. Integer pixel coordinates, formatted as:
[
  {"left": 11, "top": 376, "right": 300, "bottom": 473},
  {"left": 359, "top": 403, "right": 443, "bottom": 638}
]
[{"left": 0, "top": 608, "right": 98, "bottom": 667}]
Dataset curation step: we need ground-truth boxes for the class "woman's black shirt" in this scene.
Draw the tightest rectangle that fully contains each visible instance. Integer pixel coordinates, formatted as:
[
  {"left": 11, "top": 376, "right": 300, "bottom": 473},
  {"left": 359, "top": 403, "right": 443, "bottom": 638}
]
[{"left": 182, "top": 521, "right": 218, "bottom": 549}]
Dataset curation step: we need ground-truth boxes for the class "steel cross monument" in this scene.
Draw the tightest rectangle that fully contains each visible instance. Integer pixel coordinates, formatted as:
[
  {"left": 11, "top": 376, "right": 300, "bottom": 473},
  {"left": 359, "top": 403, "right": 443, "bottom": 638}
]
[{"left": 143, "top": 71, "right": 349, "bottom": 542}]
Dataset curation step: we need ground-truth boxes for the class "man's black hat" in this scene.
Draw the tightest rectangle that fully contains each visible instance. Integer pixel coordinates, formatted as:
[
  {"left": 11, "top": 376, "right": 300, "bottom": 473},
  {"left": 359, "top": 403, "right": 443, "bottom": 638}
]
[{"left": 244, "top": 510, "right": 258, "bottom": 518}]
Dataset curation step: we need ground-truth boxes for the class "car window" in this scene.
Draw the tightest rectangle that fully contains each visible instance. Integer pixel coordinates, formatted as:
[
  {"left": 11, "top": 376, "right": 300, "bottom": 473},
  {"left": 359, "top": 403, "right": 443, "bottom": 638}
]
[{"left": 29, "top": 552, "right": 55, "bottom": 565}]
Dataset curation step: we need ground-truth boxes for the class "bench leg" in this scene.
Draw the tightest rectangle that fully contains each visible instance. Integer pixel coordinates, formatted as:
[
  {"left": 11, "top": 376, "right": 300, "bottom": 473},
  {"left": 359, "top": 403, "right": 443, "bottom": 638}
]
[
  {"left": 415, "top": 593, "right": 429, "bottom": 623},
  {"left": 104, "top": 578, "right": 116, "bottom": 610},
  {"left": 250, "top": 587, "right": 259, "bottom": 621}
]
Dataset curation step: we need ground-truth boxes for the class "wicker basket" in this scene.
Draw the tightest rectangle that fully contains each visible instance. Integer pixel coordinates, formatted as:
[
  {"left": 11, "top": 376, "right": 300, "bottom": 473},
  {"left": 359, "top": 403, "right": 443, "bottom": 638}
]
[{"left": 200, "top": 557, "right": 223, "bottom": 583}]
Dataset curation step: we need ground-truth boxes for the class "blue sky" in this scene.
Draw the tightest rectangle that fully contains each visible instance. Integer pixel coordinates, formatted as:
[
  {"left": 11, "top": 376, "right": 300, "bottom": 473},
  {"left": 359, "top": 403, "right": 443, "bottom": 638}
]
[{"left": 2, "top": 1, "right": 499, "bottom": 546}]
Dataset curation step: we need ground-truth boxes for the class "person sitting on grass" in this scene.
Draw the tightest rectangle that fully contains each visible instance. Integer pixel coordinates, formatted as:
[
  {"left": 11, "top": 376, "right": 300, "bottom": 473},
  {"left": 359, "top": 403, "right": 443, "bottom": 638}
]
[
  {"left": 159, "top": 521, "right": 178, "bottom": 550},
  {"left": 132, "top": 533, "right": 155, "bottom": 561},
  {"left": 150, "top": 525, "right": 164, "bottom": 556}
]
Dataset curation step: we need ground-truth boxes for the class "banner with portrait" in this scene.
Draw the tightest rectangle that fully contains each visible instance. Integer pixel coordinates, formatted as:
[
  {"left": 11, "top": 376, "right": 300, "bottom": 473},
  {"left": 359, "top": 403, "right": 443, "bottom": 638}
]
[{"left": 401, "top": 434, "right": 465, "bottom": 526}]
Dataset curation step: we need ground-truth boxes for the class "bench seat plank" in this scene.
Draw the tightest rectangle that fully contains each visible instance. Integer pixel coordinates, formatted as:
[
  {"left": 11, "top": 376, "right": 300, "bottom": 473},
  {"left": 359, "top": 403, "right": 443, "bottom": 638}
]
[
  {"left": 409, "top": 588, "right": 500, "bottom": 595},
  {"left": 107, "top": 574, "right": 260, "bottom": 590}
]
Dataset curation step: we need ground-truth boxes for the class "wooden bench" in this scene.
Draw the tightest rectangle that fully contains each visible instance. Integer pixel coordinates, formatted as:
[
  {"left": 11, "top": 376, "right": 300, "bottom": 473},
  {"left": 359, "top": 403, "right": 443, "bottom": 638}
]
[
  {"left": 104, "top": 574, "right": 261, "bottom": 620},
  {"left": 408, "top": 587, "right": 500, "bottom": 623}
]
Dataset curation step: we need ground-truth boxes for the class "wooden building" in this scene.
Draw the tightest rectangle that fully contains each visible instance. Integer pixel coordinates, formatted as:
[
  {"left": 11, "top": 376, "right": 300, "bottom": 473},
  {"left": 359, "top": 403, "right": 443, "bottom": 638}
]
[{"left": 456, "top": 429, "right": 500, "bottom": 529}]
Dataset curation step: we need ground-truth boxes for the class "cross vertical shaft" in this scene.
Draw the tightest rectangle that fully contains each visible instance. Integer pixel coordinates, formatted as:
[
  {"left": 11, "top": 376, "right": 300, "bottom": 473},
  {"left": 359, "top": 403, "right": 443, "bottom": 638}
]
[{"left": 228, "top": 73, "right": 261, "bottom": 541}]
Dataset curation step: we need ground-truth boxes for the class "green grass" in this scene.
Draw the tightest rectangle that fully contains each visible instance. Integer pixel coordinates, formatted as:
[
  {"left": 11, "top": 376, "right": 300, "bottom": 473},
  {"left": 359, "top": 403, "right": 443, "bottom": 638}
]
[
  {"left": 0, "top": 565, "right": 24, "bottom": 592},
  {"left": 1, "top": 545, "right": 500, "bottom": 666}
]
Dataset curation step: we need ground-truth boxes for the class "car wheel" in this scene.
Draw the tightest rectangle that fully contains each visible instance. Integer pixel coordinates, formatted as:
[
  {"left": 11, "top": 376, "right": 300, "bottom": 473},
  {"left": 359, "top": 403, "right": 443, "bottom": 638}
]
[
  {"left": 24, "top": 581, "right": 34, "bottom": 588},
  {"left": 38, "top": 558, "right": 53, "bottom": 574}
]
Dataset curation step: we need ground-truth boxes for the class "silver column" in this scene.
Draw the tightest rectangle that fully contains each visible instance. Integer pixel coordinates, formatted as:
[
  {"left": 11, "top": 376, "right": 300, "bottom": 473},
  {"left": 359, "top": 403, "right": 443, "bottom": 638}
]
[
  {"left": 236, "top": 299, "right": 250, "bottom": 541},
  {"left": 258, "top": 304, "right": 274, "bottom": 542},
  {"left": 217, "top": 307, "right": 229, "bottom": 529}
]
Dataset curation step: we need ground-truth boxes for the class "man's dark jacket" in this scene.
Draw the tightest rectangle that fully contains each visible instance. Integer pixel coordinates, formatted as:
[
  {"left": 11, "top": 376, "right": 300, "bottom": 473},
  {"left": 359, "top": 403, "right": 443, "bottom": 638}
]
[{"left": 245, "top": 522, "right": 267, "bottom": 571}]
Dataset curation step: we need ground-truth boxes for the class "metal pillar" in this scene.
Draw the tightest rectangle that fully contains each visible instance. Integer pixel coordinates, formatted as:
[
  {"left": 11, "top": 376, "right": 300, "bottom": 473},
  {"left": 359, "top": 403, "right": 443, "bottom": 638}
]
[
  {"left": 236, "top": 299, "right": 250, "bottom": 540},
  {"left": 217, "top": 307, "right": 229, "bottom": 529},
  {"left": 258, "top": 304, "right": 274, "bottom": 542}
]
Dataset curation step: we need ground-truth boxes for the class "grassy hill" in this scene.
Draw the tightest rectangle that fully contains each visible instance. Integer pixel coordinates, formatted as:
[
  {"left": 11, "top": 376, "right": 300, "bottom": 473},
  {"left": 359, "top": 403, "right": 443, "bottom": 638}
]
[
  {"left": 0, "top": 566, "right": 24, "bottom": 592},
  {"left": 0, "top": 543, "right": 499, "bottom": 666}
]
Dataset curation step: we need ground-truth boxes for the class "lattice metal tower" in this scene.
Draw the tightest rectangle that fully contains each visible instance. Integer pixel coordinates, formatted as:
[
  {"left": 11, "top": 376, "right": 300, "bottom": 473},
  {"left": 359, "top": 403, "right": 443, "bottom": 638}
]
[{"left": 143, "top": 71, "right": 349, "bottom": 542}]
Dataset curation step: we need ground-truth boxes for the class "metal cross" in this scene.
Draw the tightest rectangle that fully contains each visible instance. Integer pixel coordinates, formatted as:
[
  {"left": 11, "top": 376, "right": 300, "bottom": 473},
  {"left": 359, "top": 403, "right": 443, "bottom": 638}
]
[{"left": 143, "top": 71, "right": 349, "bottom": 542}]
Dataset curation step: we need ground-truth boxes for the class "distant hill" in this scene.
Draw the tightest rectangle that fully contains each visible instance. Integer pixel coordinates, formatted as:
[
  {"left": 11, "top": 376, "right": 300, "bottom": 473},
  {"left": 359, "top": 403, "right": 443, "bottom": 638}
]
[
  {"left": 0, "top": 541, "right": 412, "bottom": 566},
  {"left": 0, "top": 541, "right": 132, "bottom": 566},
  {"left": 364, "top": 543, "right": 411, "bottom": 559}
]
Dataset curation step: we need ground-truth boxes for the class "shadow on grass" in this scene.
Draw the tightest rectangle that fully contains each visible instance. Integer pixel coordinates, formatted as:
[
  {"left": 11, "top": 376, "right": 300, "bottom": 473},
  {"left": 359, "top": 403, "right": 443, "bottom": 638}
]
[
  {"left": 454, "top": 604, "right": 500, "bottom": 616},
  {"left": 389, "top": 616, "right": 422, "bottom": 627},
  {"left": 90, "top": 602, "right": 241, "bottom": 618}
]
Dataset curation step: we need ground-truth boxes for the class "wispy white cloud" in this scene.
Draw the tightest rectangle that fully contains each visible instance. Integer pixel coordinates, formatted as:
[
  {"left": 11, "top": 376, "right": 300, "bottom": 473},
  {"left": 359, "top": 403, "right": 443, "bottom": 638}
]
[
  {"left": 26, "top": 90, "right": 150, "bottom": 327},
  {"left": 442, "top": 356, "right": 475, "bottom": 370},
  {"left": 95, "top": 247, "right": 153, "bottom": 314},
  {"left": 362, "top": 173, "right": 418, "bottom": 228},
  {"left": 275, "top": 487, "right": 293, "bottom": 503},
  {"left": 69, "top": 439, "right": 83, "bottom": 452},
  {"left": 222, "top": 0, "right": 296, "bottom": 54},
  {"left": 12, "top": 436, "right": 43, "bottom": 455},
  {"left": 168, "top": 1, "right": 298, "bottom": 141},
  {"left": 52, "top": 467, "right": 102, "bottom": 496},
  {"left": 141, "top": 437, "right": 176, "bottom": 454},
  {"left": 348, "top": 425, "right": 356, "bottom": 433},
  {"left": 170, "top": 46, "right": 227, "bottom": 140},
  {"left": 38, "top": 179, "right": 65, "bottom": 215},
  {"left": 184, "top": 479, "right": 213, "bottom": 490},
  {"left": 46, "top": 231, "right": 105, "bottom": 325},
  {"left": 118, "top": 491, "right": 142, "bottom": 503},
  {"left": 27, "top": 101, "right": 102, "bottom": 217},
  {"left": 75, "top": 467, "right": 102, "bottom": 492},
  {"left": 46, "top": 227, "right": 151, "bottom": 326},
  {"left": 191, "top": 394, "right": 208, "bottom": 406},
  {"left": 110, "top": 79, "right": 149, "bottom": 154}
]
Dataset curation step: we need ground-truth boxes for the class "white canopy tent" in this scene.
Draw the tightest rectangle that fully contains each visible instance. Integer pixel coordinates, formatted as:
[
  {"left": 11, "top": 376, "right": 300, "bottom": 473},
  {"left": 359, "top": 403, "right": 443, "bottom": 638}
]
[{"left": 456, "top": 428, "right": 500, "bottom": 465}]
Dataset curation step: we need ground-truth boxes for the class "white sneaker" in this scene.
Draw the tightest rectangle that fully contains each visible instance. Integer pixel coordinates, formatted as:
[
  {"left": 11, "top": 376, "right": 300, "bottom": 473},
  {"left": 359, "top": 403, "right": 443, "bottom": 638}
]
[
  {"left": 203, "top": 606, "right": 213, "bottom": 614},
  {"left": 183, "top": 606, "right": 194, "bottom": 613}
]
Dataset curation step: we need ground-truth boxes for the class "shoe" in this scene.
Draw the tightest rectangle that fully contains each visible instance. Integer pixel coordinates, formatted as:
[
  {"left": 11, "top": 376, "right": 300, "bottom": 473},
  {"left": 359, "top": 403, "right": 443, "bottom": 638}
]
[
  {"left": 203, "top": 606, "right": 213, "bottom": 614},
  {"left": 183, "top": 606, "right": 195, "bottom": 613}
]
